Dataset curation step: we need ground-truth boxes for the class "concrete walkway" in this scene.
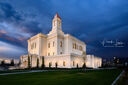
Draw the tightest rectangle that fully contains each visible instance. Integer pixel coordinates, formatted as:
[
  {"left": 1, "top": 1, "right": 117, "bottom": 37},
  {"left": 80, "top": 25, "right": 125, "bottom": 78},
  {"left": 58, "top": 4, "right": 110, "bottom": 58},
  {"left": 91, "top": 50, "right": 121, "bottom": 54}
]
[
  {"left": 111, "top": 70, "right": 124, "bottom": 85},
  {"left": 0, "top": 70, "right": 48, "bottom": 75}
]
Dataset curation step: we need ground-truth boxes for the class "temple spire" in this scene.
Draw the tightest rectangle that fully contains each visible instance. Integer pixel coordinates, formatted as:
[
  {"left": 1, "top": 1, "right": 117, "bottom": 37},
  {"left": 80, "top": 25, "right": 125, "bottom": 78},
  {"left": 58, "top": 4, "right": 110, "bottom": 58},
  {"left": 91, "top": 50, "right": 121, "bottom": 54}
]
[
  {"left": 48, "top": 13, "right": 64, "bottom": 35},
  {"left": 52, "top": 13, "right": 62, "bottom": 31},
  {"left": 54, "top": 13, "right": 61, "bottom": 19}
]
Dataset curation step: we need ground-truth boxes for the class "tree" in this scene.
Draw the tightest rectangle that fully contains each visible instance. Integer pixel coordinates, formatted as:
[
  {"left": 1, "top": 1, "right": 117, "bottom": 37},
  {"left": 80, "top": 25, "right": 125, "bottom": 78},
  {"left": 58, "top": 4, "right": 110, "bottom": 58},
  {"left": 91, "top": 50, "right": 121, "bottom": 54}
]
[
  {"left": 28, "top": 55, "right": 31, "bottom": 69},
  {"left": 41, "top": 56, "right": 45, "bottom": 69},
  {"left": 77, "top": 64, "right": 79, "bottom": 68},
  {"left": 49, "top": 62, "right": 51, "bottom": 68},
  {"left": 55, "top": 62, "right": 58, "bottom": 68},
  {"left": 82, "top": 63, "right": 86, "bottom": 68},
  {"left": 31, "top": 55, "right": 32, "bottom": 66},
  {"left": 18, "top": 60, "right": 21, "bottom": 66},
  {"left": 37, "top": 58, "right": 39, "bottom": 68},
  {"left": 10, "top": 59, "right": 14, "bottom": 66},
  {"left": 113, "top": 57, "right": 118, "bottom": 66},
  {"left": 82, "top": 51, "right": 86, "bottom": 69},
  {"left": 1, "top": 60, "right": 5, "bottom": 66}
]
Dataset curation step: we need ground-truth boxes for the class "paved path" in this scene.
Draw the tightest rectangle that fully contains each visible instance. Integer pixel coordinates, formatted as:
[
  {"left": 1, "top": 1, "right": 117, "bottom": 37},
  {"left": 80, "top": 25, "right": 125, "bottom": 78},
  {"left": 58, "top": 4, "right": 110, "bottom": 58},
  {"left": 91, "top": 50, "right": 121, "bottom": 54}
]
[
  {"left": 0, "top": 70, "right": 48, "bottom": 75},
  {"left": 111, "top": 70, "right": 124, "bottom": 85}
]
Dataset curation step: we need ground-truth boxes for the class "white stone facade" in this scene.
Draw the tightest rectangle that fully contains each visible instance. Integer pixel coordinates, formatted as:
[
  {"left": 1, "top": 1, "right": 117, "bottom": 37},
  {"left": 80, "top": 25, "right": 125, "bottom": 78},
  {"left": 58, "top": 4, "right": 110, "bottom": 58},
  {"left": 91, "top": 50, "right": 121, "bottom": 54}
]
[
  {"left": 86, "top": 55, "right": 102, "bottom": 68},
  {"left": 20, "top": 13, "right": 102, "bottom": 68}
]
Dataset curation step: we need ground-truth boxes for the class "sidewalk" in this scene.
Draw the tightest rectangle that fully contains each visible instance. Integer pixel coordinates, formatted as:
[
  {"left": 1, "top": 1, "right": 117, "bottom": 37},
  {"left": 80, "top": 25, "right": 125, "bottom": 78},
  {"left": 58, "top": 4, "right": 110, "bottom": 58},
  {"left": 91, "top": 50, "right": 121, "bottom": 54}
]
[{"left": 0, "top": 70, "right": 47, "bottom": 75}]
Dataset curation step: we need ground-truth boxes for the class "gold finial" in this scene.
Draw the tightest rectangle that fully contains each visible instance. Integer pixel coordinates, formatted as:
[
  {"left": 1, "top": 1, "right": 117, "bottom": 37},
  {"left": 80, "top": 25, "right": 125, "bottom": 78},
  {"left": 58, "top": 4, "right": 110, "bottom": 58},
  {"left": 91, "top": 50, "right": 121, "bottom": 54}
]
[{"left": 54, "top": 13, "right": 61, "bottom": 19}]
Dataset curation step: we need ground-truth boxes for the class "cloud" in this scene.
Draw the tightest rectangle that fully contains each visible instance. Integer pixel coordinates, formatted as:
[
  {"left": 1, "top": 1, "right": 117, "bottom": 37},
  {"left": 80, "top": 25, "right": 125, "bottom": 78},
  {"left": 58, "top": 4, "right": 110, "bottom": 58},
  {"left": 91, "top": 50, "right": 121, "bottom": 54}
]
[
  {"left": 0, "top": 2, "right": 22, "bottom": 23},
  {"left": 0, "top": 2, "right": 45, "bottom": 47},
  {"left": 0, "top": 41, "right": 26, "bottom": 59},
  {"left": 0, "top": 1, "right": 50, "bottom": 59},
  {"left": 0, "top": 30, "right": 7, "bottom": 34},
  {"left": 0, "top": 46, "right": 11, "bottom": 51}
]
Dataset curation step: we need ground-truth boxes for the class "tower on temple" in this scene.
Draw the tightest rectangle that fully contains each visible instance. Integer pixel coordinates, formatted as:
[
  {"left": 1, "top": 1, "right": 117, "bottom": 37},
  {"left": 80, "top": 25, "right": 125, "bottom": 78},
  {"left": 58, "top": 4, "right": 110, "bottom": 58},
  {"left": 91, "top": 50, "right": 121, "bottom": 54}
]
[
  {"left": 49, "top": 13, "right": 64, "bottom": 35},
  {"left": 52, "top": 13, "right": 62, "bottom": 31}
]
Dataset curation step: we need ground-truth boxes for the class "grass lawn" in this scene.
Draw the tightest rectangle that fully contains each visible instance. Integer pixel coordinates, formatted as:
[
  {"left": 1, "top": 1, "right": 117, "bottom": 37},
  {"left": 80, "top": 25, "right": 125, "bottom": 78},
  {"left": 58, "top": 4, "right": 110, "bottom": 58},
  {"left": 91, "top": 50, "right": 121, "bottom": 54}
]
[{"left": 0, "top": 69, "right": 122, "bottom": 85}]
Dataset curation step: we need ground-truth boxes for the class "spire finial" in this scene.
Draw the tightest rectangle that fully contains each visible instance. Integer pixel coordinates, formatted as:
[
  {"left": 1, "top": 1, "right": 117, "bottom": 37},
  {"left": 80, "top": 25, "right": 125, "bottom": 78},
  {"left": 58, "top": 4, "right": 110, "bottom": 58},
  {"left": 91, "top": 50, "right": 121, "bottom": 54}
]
[{"left": 54, "top": 13, "right": 61, "bottom": 19}]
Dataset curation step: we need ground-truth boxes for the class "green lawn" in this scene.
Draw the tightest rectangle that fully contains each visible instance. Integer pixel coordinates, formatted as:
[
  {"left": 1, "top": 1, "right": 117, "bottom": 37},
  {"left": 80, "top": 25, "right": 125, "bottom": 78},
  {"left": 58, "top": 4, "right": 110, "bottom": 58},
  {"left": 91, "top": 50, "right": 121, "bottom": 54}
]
[{"left": 0, "top": 69, "right": 122, "bottom": 85}]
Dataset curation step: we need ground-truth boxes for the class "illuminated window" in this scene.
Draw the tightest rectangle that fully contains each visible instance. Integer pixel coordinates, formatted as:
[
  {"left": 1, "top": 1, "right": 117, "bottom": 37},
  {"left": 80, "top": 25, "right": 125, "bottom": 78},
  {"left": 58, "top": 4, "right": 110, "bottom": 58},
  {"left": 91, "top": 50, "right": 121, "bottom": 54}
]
[
  {"left": 35, "top": 43, "right": 36, "bottom": 48},
  {"left": 63, "top": 61, "right": 66, "bottom": 66},
  {"left": 54, "top": 21, "right": 55, "bottom": 26},
  {"left": 48, "top": 43, "right": 50, "bottom": 48},
  {"left": 72, "top": 43, "right": 74, "bottom": 49},
  {"left": 48, "top": 53, "right": 50, "bottom": 56},
  {"left": 60, "top": 52, "right": 62, "bottom": 54},
  {"left": 53, "top": 41, "right": 55, "bottom": 47},
  {"left": 75, "top": 43, "right": 76, "bottom": 49},
  {"left": 60, "top": 41, "right": 62, "bottom": 47},
  {"left": 79, "top": 46, "right": 83, "bottom": 51},
  {"left": 73, "top": 61, "right": 75, "bottom": 66},
  {"left": 59, "top": 22, "right": 61, "bottom": 27},
  {"left": 31, "top": 43, "right": 34, "bottom": 49},
  {"left": 76, "top": 45, "right": 78, "bottom": 49},
  {"left": 31, "top": 44, "right": 32, "bottom": 49}
]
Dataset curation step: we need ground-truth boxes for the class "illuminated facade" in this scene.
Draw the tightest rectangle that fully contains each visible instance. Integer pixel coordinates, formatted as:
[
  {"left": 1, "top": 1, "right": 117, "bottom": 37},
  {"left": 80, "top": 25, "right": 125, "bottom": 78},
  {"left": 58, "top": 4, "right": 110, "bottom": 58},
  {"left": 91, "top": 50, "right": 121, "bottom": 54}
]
[
  {"left": 86, "top": 55, "right": 102, "bottom": 68},
  {"left": 20, "top": 13, "right": 102, "bottom": 68}
]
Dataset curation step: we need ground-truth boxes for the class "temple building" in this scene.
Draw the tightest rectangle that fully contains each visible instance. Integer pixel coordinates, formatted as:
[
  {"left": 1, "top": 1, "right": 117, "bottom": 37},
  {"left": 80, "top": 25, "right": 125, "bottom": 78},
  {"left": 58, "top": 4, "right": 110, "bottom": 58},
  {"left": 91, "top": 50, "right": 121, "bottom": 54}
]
[{"left": 20, "top": 13, "right": 102, "bottom": 68}]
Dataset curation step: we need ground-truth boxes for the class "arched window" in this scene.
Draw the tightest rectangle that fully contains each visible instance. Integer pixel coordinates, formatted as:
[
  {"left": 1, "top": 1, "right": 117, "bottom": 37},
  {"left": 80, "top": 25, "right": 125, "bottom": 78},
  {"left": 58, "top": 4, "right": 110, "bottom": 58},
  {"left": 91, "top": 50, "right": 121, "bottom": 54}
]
[
  {"left": 53, "top": 20, "right": 55, "bottom": 26},
  {"left": 75, "top": 43, "right": 76, "bottom": 49},
  {"left": 60, "top": 41, "right": 62, "bottom": 47},
  {"left": 76, "top": 45, "right": 78, "bottom": 49},
  {"left": 31, "top": 43, "right": 35, "bottom": 49},
  {"left": 48, "top": 53, "right": 50, "bottom": 56},
  {"left": 60, "top": 52, "right": 62, "bottom": 54},
  {"left": 73, "top": 61, "right": 75, "bottom": 66},
  {"left": 53, "top": 41, "right": 55, "bottom": 47},
  {"left": 79, "top": 46, "right": 83, "bottom": 51},
  {"left": 35, "top": 43, "right": 36, "bottom": 48},
  {"left": 31, "top": 44, "right": 32, "bottom": 49},
  {"left": 63, "top": 61, "right": 66, "bottom": 66},
  {"left": 48, "top": 43, "right": 50, "bottom": 48},
  {"left": 58, "top": 22, "right": 61, "bottom": 27},
  {"left": 73, "top": 43, "right": 74, "bottom": 49}
]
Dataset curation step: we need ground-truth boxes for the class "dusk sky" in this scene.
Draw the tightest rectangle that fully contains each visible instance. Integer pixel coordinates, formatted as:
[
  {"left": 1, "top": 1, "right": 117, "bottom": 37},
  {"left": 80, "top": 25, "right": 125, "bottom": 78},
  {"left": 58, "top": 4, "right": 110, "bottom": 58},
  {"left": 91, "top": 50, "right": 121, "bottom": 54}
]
[{"left": 0, "top": 0, "right": 128, "bottom": 59}]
